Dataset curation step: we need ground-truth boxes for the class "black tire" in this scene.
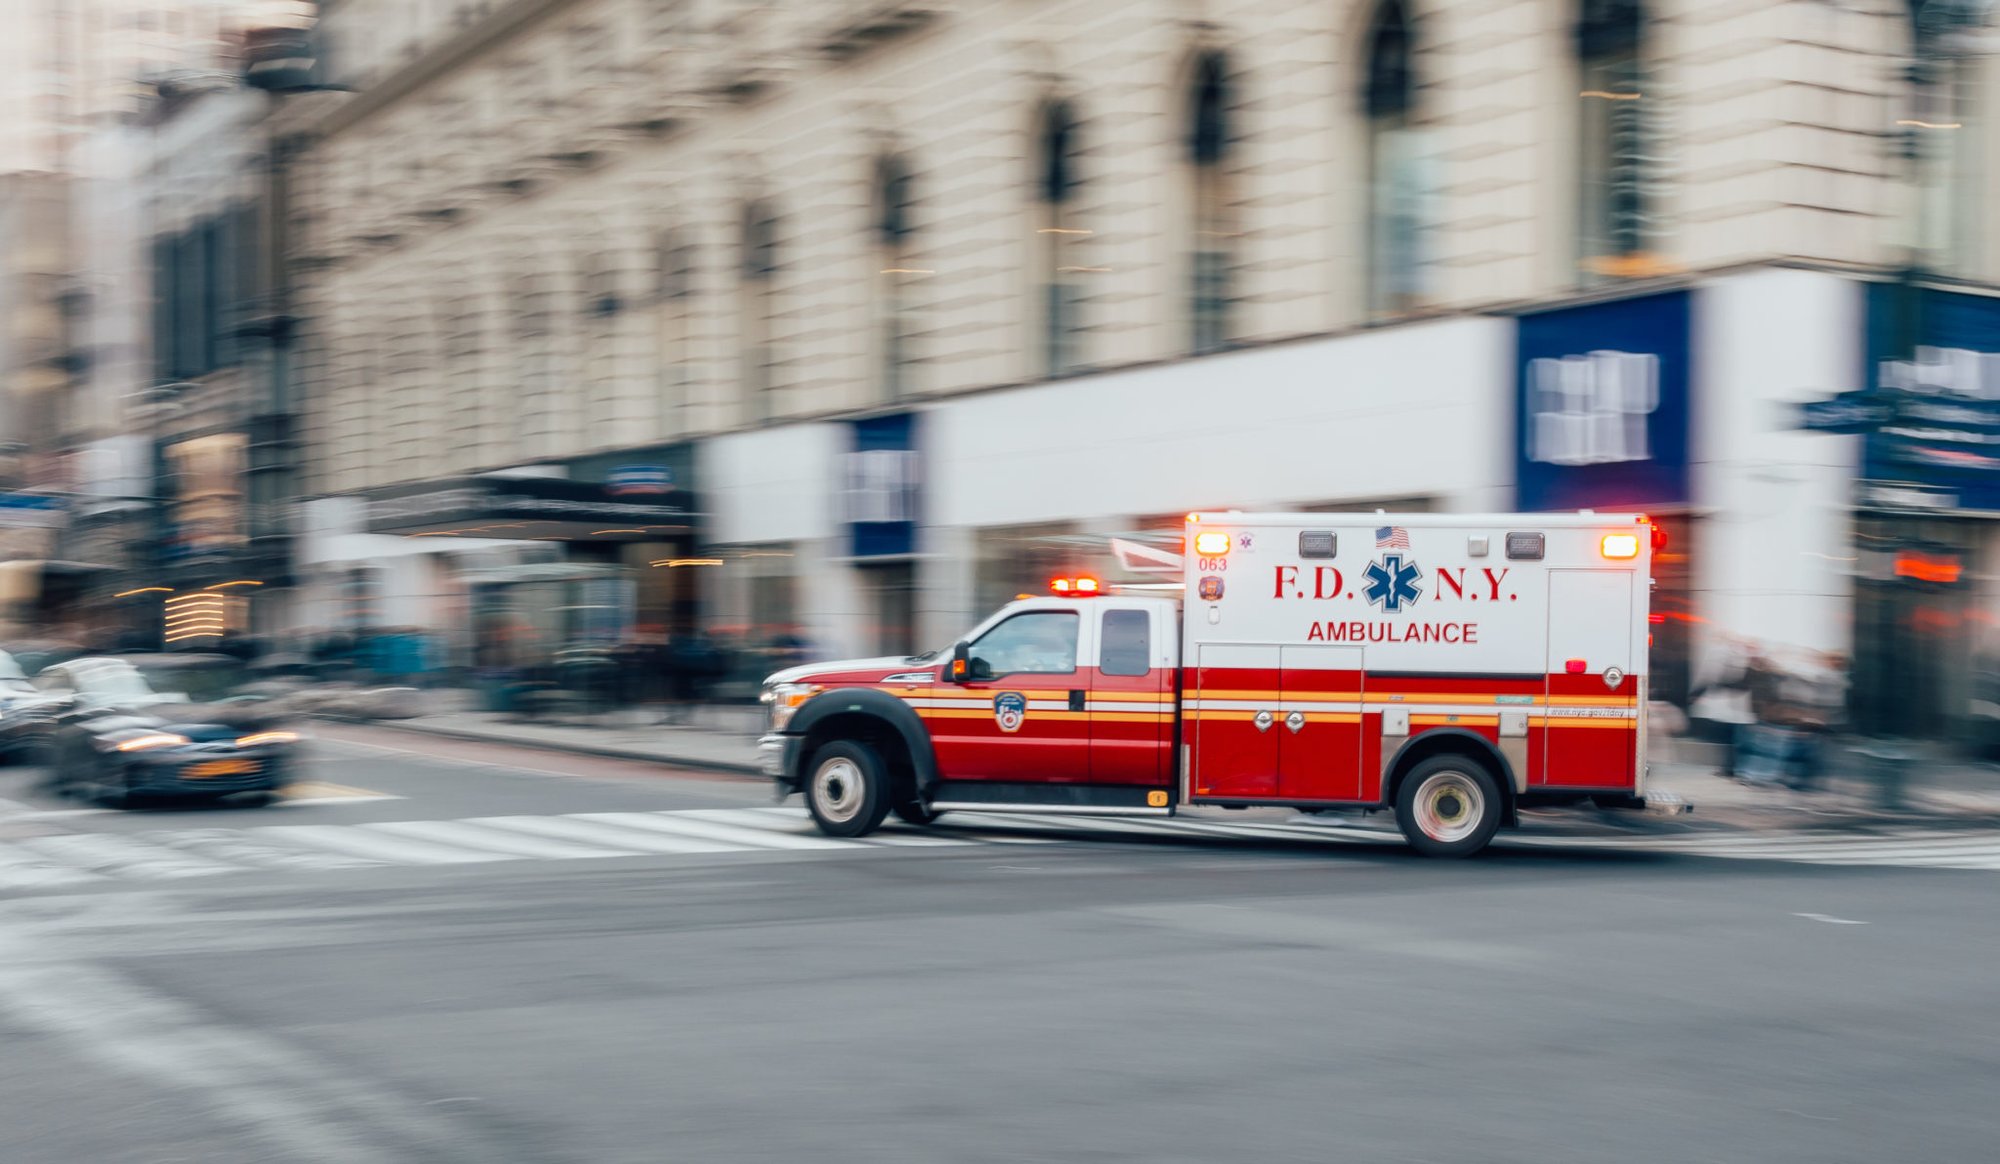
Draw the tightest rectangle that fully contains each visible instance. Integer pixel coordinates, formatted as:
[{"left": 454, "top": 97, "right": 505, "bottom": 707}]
[
  {"left": 891, "top": 797, "right": 940, "bottom": 826},
  {"left": 1394, "top": 754, "right": 1504, "bottom": 858},
  {"left": 803, "top": 740, "right": 892, "bottom": 838},
  {"left": 94, "top": 760, "right": 132, "bottom": 810}
]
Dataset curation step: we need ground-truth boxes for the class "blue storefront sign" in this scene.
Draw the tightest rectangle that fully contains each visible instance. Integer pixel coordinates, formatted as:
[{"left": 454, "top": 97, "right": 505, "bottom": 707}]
[
  {"left": 1514, "top": 290, "right": 1693, "bottom": 512},
  {"left": 1854, "top": 283, "right": 2000, "bottom": 512},
  {"left": 841, "top": 414, "right": 922, "bottom": 558}
]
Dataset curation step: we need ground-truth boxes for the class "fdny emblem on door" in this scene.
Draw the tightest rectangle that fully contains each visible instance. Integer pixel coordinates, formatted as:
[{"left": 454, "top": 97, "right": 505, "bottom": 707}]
[{"left": 993, "top": 692, "right": 1028, "bottom": 733}]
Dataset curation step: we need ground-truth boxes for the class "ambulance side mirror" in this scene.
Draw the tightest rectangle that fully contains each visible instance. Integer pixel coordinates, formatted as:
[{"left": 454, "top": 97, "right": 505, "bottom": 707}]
[{"left": 949, "top": 642, "right": 970, "bottom": 683}]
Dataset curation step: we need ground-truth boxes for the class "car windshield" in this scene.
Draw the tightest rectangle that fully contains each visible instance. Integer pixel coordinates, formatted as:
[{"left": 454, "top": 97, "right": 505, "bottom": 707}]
[{"left": 72, "top": 663, "right": 159, "bottom": 700}]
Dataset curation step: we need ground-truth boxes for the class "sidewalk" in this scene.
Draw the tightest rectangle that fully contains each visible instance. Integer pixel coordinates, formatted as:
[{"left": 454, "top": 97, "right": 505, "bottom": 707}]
[
  {"left": 333, "top": 691, "right": 767, "bottom": 774},
  {"left": 331, "top": 694, "right": 2000, "bottom": 831}
]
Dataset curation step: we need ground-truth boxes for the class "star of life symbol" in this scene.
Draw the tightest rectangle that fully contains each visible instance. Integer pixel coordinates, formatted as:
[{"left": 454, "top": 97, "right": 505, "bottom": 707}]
[{"left": 1362, "top": 553, "right": 1424, "bottom": 613}]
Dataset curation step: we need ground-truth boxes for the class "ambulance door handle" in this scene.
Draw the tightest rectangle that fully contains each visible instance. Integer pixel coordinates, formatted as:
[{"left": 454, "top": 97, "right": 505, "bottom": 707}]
[
  {"left": 1285, "top": 711, "right": 1305, "bottom": 734},
  {"left": 1254, "top": 710, "right": 1274, "bottom": 733},
  {"left": 1068, "top": 690, "right": 1085, "bottom": 713}
]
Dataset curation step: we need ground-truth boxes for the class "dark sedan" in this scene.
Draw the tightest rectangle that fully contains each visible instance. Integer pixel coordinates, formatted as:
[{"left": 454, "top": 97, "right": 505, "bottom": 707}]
[{"left": 38, "top": 657, "right": 301, "bottom": 806}]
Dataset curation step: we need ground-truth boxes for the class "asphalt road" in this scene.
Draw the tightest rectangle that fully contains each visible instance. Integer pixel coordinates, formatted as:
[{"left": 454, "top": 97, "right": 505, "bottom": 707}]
[{"left": 2, "top": 728, "right": 1997, "bottom": 1163}]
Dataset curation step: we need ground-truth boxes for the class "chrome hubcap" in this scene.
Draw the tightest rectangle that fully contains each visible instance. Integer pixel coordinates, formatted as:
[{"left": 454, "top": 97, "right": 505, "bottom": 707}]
[
  {"left": 812, "top": 757, "right": 865, "bottom": 823},
  {"left": 1413, "top": 770, "right": 1484, "bottom": 843}
]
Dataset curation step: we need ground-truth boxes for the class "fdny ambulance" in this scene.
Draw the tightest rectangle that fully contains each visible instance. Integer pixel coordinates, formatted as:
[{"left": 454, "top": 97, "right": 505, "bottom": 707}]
[{"left": 758, "top": 512, "right": 1660, "bottom": 857}]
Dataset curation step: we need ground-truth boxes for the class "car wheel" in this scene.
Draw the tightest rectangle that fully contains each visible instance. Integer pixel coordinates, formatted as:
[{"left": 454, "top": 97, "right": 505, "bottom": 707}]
[
  {"left": 804, "top": 740, "right": 891, "bottom": 838},
  {"left": 1394, "top": 755, "right": 1503, "bottom": 858},
  {"left": 94, "top": 756, "right": 132, "bottom": 810}
]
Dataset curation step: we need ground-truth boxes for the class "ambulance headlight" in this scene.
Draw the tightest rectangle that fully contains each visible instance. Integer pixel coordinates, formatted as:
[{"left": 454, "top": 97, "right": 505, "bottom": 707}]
[{"left": 762, "top": 682, "right": 822, "bottom": 731}]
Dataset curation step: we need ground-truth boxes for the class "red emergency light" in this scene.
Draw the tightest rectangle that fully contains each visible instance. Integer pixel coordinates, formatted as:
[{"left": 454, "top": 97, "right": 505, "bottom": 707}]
[{"left": 1051, "top": 576, "right": 1103, "bottom": 596}]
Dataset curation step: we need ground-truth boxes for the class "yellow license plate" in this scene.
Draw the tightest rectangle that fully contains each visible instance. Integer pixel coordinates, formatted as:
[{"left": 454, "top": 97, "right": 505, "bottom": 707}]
[{"left": 185, "top": 759, "right": 257, "bottom": 779}]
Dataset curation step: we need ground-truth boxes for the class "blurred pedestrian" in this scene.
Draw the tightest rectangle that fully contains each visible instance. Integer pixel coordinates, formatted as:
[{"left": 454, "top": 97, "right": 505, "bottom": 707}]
[{"left": 1689, "top": 635, "right": 1757, "bottom": 779}]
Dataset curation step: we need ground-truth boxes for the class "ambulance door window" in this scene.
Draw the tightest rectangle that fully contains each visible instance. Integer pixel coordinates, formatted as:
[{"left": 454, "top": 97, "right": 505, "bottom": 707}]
[
  {"left": 1541, "top": 570, "right": 1636, "bottom": 787},
  {"left": 930, "top": 610, "right": 1088, "bottom": 784},
  {"left": 1090, "top": 607, "right": 1169, "bottom": 785}
]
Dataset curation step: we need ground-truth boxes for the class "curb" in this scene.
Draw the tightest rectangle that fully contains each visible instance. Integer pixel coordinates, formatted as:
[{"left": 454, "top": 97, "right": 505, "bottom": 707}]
[{"left": 319, "top": 716, "right": 765, "bottom": 777}]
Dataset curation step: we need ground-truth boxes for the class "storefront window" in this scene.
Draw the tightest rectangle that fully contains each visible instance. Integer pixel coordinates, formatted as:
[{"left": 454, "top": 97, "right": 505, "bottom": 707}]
[{"left": 1853, "top": 515, "right": 1974, "bottom": 740}]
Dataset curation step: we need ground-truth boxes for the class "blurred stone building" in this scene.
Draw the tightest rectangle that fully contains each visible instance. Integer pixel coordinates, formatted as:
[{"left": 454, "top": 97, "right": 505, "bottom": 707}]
[{"left": 288, "top": 0, "right": 2000, "bottom": 718}]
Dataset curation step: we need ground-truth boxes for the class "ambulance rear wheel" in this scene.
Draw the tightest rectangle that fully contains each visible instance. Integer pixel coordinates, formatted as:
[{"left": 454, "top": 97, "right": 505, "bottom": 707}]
[
  {"left": 1395, "top": 755, "right": 1503, "bottom": 858},
  {"left": 805, "top": 740, "right": 892, "bottom": 838}
]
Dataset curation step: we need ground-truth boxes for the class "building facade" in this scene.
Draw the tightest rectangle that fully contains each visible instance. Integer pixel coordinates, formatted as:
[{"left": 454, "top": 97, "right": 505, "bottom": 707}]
[{"left": 290, "top": 0, "right": 2000, "bottom": 725}]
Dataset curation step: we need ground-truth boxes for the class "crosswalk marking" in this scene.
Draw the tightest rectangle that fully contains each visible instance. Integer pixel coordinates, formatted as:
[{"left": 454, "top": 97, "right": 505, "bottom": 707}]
[
  {"left": 6, "top": 806, "right": 2000, "bottom": 896},
  {"left": 13, "top": 833, "right": 237, "bottom": 880},
  {"left": 370, "top": 819, "right": 639, "bottom": 861},
  {"left": 251, "top": 824, "right": 511, "bottom": 866},
  {"left": 467, "top": 814, "right": 741, "bottom": 855},
  {"left": 587, "top": 810, "right": 852, "bottom": 851}
]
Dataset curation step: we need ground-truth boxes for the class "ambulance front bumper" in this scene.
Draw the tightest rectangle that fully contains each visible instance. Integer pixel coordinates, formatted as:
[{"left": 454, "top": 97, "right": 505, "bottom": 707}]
[{"left": 758, "top": 733, "right": 801, "bottom": 784}]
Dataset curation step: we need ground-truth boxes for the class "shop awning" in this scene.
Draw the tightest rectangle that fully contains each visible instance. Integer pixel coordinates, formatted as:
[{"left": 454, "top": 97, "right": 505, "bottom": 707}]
[{"left": 361, "top": 476, "right": 700, "bottom": 542}]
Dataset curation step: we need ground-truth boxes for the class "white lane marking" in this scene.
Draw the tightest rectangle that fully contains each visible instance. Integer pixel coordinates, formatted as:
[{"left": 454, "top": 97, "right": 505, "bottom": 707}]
[
  {"left": 0, "top": 842, "right": 107, "bottom": 889},
  {"left": 577, "top": 811, "right": 854, "bottom": 851},
  {"left": 1793, "top": 912, "right": 1868, "bottom": 925},
  {"left": 477, "top": 814, "right": 744, "bottom": 855},
  {"left": 277, "top": 794, "right": 406, "bottom": 808},
  {"left": 558, "top": 814, "right": 745, "bottom": 854},
  {"left": 247, "top": 824, "right": 511, "bottom": 866},
  {"left": 12, "top": 833, "right": 236, "bottom": 880}
]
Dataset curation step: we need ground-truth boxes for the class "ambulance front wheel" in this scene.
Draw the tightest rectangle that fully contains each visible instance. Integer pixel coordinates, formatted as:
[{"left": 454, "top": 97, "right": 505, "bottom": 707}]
[
  {"left": 805, "top": 740, "right": 892, "bottom": 838},
  {"left": 1394, "top": 755, "right": 1503, "bottom": 858}
]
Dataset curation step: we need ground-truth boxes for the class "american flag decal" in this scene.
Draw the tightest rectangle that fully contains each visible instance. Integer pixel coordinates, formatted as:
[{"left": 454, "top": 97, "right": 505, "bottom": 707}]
[{"left": 1376, "top": 525, "right": 1411, "bottom": 549}]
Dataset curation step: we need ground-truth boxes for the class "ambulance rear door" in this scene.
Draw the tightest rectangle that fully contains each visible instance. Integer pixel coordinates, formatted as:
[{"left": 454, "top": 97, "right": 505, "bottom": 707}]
[{"left": 1541, "top": 570, "right": 1637, "bottom": 787}]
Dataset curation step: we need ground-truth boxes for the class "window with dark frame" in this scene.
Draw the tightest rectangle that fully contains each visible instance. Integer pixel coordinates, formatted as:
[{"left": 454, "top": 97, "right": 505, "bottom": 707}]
[{"left": 1100, "top": 609, "right": 1153, "bottom": 677}]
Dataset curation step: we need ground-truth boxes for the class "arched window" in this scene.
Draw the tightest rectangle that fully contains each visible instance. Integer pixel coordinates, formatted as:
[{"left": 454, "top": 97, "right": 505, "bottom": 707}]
[
  {"left": 739, "top": 200, "right": 779, "bottom": 424},
  {"left": 580, "top": 248, "right": 625, "bottom": 448},
  {"left": 1036, "top": 98, "right": 1085, "bottom": 376},
  {"left": 1188, "top": 50, "right": 1232, "bottom": 353},
  {"left": 1906, "top": 0, "right": 1990, "bottom": 273},
  {"left": 653, "top": 228, "right": 696, "bottom": 436},
  {"left": 875, "top": 152, "right": 918, "bottom": 400},
  {"left": 511, "top": 270, "right": 555, "bottom": 459},
  {"left": 1576, "top": 0, "right": 1653, "bottom": 280},
  {"left": 1363, "top": 0, "right": 1423, "bottom": 314}
]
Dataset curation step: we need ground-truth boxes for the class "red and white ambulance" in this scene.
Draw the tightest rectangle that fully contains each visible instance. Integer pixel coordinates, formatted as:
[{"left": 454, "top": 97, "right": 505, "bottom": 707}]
[{"left": 759, "top": 512, "right": 1663, "bottom": 857}]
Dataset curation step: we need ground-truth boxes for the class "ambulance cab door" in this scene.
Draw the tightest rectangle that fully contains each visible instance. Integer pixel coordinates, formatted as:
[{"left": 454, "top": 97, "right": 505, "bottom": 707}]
[
  {"left": 930, "top": 606, "right": 1091, "bottom": 784},
  {"left": 1541, "top": 571, "right": 1637, "bottom": 787},
  {"left": 1086, "top": 602, "right": 1172, "bottom": 787}
]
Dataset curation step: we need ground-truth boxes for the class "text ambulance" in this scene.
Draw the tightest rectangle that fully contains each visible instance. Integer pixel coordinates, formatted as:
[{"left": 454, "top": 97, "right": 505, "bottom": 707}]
[{"left": 759, "top": 512, "right": 1659, "bottom": 857}]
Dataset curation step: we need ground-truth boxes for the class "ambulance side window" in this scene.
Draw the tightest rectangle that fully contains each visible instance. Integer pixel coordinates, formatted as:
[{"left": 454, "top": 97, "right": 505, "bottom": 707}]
[
  {"left": 968, "top": 612, "right": 1079, "bottom": 678},
  {"left": 1100, "top": 609, "right": 1151, "bottom": 677}
]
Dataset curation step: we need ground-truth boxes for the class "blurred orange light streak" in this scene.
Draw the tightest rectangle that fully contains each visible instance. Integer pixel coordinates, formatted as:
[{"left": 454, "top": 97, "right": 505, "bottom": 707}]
[{"left": 1580, "top": 90, "right": 1641, "bottom": 100}]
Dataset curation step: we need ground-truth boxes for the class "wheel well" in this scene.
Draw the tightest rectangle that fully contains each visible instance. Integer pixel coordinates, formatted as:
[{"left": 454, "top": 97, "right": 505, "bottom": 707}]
[
  {"left": 799, "top": 713, "right": 917, "bottom": 800},
  {"left": 1386, "top": 732, "right": 1516, "bottom": 824}
]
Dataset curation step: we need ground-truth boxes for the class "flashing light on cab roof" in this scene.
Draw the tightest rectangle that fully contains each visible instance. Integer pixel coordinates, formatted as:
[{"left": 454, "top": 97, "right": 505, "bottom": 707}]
[
  {"left": 1050, "top": 576, "right": 1102, "bottom": 596},
  {"left": 1192, "top": 531, "right": 1231, "bottom": 556},
  {"left": 1601, "top": 532, "right": 1641, "bottom": 560}
]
